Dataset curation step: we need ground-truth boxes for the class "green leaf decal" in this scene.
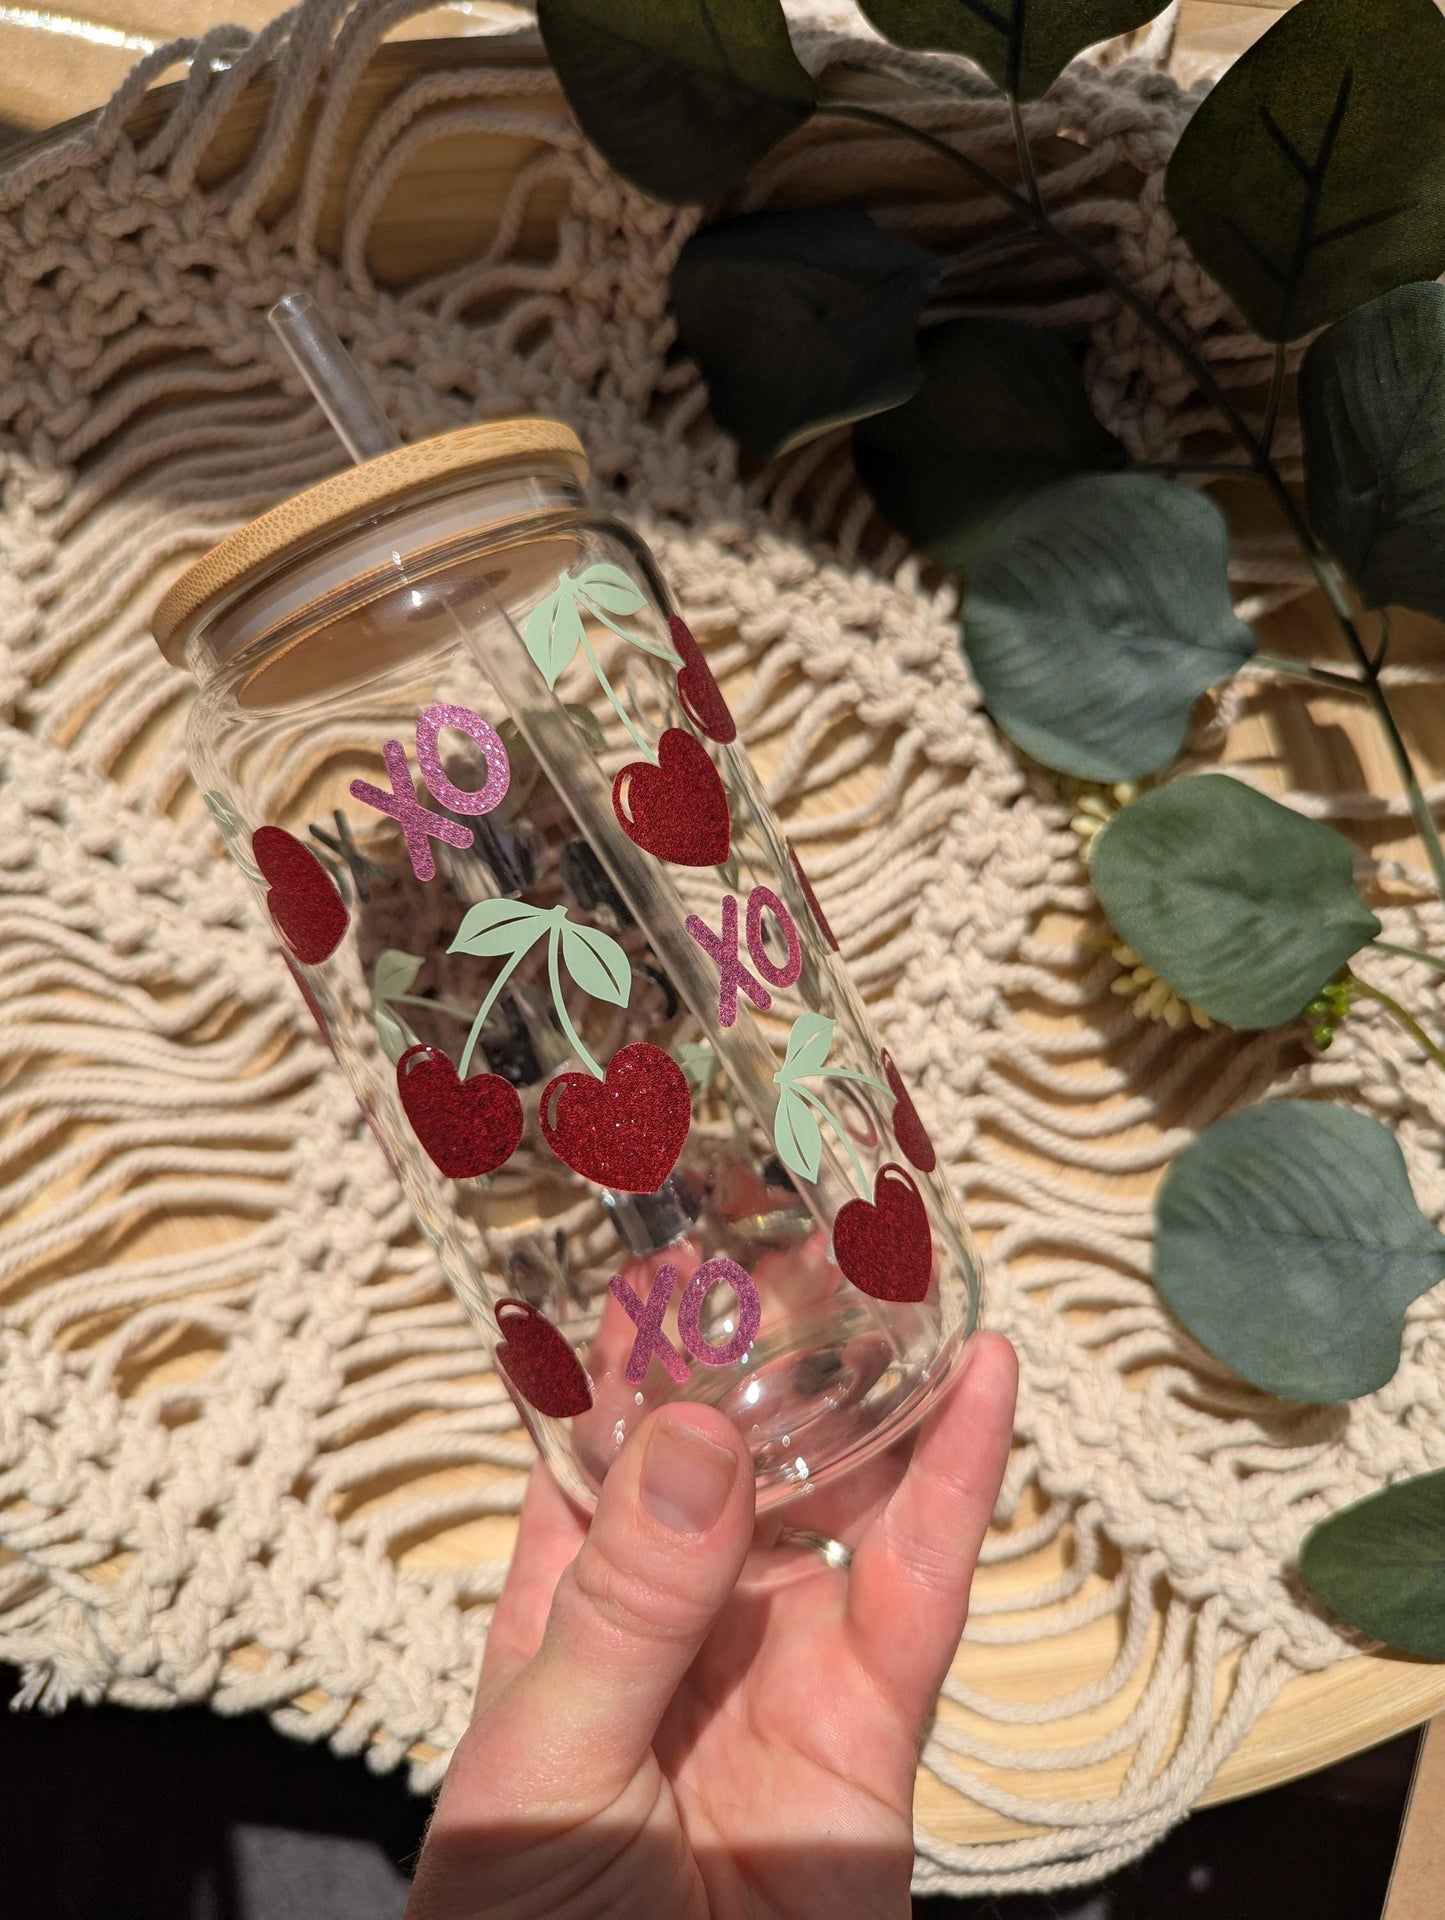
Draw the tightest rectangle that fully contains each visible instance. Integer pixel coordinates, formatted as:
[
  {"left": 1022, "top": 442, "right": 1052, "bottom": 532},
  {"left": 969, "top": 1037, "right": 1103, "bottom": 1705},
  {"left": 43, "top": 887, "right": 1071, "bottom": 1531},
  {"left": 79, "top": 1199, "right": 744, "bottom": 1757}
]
[
  {"left": 1091, "top": 776, "right": 1382, "bottom": 1030},
  {"left": 536, "top": 0, "right": 817, "bottom": 205},
  {"left": 523, "top": 574, "right": 584, "bottom": 690},
  {"left": 370, "top": 950, "right": 428, "bottom": 1065},
  {"left": 860, "top": 0, "right": 1170, "bottom": 101},
  {"left": 961, "top": 474, "right": 1254, "bottom": 782},
  {"left": 558, "top": 917, "right": 633, "bottom": 1007},
  {"left": 1301, "top": 1469, "right": 1445, "bottom": 1657},
  {"left": 778, "top": 1012, "right": 836, "bottom": 1083},
  {"left": 573, "top": 563, "right": 648, "bottom": 619},
  {"left": 1164, "top": 0, "right": 1445, "bottom": 340},
  {"left": 1156, "top": 1102, "right": 1445, "bottom": 1403},
  {"left": 672, "top": 210, "right": 945, "bottom": 459},
  {"left": 1301, "top": 281, "right": 1445, "bottom": 621},
  {"left": 372, "top": 949, "right": 424, "bottom": 1003},
  {"left": 854, "top": 319, "right": 1125, "bottom": 571},
  {"left": 524, "top": 568, "right": 674, "bottom": 699},
  {"left": 774, "top": 1083, "right": 824, "bottom": 1183},
  {"left": 769, "top": 1014, "right": 837, "bottom": 1182},
  {"left": 678, "top": 1041, "right": 719, "bottom": 1096},
  {"left": 450, "top": 898, "right": 552, "bottom": 961}
]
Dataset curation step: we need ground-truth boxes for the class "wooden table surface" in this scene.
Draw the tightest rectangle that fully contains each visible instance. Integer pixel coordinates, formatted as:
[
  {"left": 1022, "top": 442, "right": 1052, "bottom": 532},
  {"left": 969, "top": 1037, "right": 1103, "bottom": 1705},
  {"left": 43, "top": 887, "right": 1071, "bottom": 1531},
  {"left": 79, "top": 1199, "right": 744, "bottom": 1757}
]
[{"left": 7, "top": 0, "right": 1445, "bottom": 1851}]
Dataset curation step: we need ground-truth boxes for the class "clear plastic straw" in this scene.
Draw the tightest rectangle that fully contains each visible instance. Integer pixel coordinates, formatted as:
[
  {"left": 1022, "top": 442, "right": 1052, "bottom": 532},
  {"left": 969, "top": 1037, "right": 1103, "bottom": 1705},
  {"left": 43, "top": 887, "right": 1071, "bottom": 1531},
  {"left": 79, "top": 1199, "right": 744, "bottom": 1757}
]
[{"left": 268, "top": 291, "right": 398, "bottom": 464}]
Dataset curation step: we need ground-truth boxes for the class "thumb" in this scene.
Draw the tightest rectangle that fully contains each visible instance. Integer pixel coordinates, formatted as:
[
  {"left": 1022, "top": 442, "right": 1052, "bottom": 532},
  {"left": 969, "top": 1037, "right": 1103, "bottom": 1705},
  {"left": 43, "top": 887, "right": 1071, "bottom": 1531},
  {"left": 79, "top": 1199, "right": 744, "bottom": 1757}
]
[{"left": 477, "top": 1405, "right": 754, "bottom": 1810}]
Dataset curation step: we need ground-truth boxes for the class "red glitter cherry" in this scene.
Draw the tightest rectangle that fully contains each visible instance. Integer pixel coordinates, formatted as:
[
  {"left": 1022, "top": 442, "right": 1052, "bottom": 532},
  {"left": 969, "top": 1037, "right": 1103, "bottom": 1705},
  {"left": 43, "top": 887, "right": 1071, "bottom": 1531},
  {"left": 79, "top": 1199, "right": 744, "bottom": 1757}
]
[
  {"left": 539, "top": 1042, "right": 691, "bottom": 1194},
  {"left": 252, "top": 826, "right": 347, "bottom": 964},
  {"left": 788, "top": 842, "right": 839, "bottom": 952},
  {"left": 495, "top": 1300, "right": 593, "bottom": 1418},
  {"left": 612, "top": 727, "right": 731, "bottom": 868},
  {"left": 396, "top": 1044, "right": 523, "bottom": 1180},
  {"left": 882, "top": 1051, "right": 936, "bottom": 1174},
  {"left": 671, "top": 614, "right": 736, "bottom": 745},
  {"left": 834, "top": 1163, "right": 933, "bottom": 1304}
]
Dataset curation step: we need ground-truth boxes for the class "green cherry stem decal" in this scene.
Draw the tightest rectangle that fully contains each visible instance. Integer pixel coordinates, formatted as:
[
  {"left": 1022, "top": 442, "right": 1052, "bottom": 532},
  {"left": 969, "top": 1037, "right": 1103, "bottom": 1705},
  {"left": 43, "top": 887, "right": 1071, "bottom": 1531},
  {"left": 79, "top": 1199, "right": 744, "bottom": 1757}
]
[
  {"left": 771, "top": 1012, "right": 889, "bottom": 1190},
  {"left": 450, "top": 898, "right": 632, "bottom": 1079},
  {"left": 523, "top": 564, "right": 681, "bottom": 765}
]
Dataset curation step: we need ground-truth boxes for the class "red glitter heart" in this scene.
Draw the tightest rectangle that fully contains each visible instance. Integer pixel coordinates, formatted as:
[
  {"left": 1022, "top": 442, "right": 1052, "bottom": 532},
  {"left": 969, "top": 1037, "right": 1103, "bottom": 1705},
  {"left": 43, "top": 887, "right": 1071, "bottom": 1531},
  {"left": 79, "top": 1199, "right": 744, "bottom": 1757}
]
[
  {"left": 495, "top": 1299, "right": 593, "bottom": 1418},
  {"left": 612, "top": 727, "right": 731, "bottom": 868},
  {"left": 396, "top": 1044, "right": 523, "bottom": 1180},
  {"left": 788, "top": 842, "right": 839, "bottom": 952},
  {"left": 671, "top": 614, "right": 736, "bottom": 744},
  {"left": 540, "top": 1041, "right": 691, "bottom": 1194},
  {"left": 252, "top": 826, "right": 347, "bottom": 964},
  {"left": 834, "top": 1163, "right": 933, "bottom": 1304},
  {"left": 882, "top": 1051, "right": 936, "bottom": 1174}
]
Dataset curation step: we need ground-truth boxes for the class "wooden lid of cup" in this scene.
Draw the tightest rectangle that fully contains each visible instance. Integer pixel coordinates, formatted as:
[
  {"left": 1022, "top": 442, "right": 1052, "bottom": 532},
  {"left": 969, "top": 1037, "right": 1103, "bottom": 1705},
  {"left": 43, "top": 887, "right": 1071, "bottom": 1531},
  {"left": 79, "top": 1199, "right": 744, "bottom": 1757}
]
[{"left": 151, "top": 417, "right": 588, "bottom": 661}]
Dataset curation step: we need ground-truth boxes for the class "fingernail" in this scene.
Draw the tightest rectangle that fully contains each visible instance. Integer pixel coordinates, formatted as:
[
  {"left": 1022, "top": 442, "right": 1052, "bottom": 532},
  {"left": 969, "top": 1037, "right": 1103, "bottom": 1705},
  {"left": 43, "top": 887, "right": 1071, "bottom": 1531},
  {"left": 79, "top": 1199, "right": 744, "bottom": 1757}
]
[{"left": 641, "top": 1415, "right": 738, "bottom": 1535}]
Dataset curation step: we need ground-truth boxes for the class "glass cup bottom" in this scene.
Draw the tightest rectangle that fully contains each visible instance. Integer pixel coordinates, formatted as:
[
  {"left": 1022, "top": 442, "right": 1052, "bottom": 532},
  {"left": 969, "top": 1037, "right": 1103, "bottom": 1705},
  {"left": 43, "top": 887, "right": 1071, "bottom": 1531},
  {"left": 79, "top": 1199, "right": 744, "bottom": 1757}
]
[{"left": 566, "top": 1305, "right": 975, "bottom": 1532}]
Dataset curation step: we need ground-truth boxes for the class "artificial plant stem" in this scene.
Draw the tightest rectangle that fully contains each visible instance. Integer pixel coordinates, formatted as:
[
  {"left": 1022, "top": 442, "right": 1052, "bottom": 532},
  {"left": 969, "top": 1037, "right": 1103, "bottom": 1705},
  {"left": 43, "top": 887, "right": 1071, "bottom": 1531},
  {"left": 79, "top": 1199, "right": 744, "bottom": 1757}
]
[
  {"left": 547, "top": 924, "right": 603, "bottom": 1079},
  {"left": 1351, "top": 977, "right": 1445, "bottom": 1073},
  {"left": 1373, "top": 941, "right": 1445, "bottom": 978},
  {"left": 797, "top": 1084, "right": 870, "bottom": 1192},
  {"left": 815, "top": 95, "right": 1445, "bottom": 908},
  {"left": 577, "top": 627, "right": 656, "bottom": 762},
  {"left": 1250, "top": 653, "right": 1369, "bottom": 696},
  {"left": 1137, "top": 458, "right": 1255, "bottom": 477},
  {"left": 1008, "top": 92, "right": 1042, "bottom": 214},
  {"left": 1261, "top": 341, "right": 1287, "bottom": 458},
  {"left": 458, "top": 947, "right": 530, "bottom": 1079},
  {"left": 940, "top": 230, "right": 1044, "bottom": 277}
]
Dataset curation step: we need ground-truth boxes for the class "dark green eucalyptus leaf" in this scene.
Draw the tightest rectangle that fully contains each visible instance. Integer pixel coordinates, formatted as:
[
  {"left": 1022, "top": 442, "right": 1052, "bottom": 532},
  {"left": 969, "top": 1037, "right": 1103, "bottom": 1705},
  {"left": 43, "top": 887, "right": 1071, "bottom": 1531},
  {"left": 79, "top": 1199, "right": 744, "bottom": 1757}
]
[
  {"left": 1301, "top": 282, "right": 1445, "bottom": 621},
  {"left": 1301, "top": 1469, "right": 1445, "bottom": 1657},
  {"left": 961, "top": 474, "right": 1252, "bottom": 781},
  {"left": 536, "top": 0, "right": 816, "bottom": 205},
  {"left": 853, "top": 319, "right": 1125, "bottom": 570},
  {"left": 672, "top": 211, "right": 944, "bottom": 458},
  {"left": 1164, "top": 0, "right": 1445, "bottom": 341},
  {"left": 1090, "top": 775, "right": 1382, "bottom": 1028},
  {"left": 1156, "top": 1102, "right": 1445, "bottom": 1403},
  {"left": 860, "top": 0, "right": 1169, "bottom": 100}
]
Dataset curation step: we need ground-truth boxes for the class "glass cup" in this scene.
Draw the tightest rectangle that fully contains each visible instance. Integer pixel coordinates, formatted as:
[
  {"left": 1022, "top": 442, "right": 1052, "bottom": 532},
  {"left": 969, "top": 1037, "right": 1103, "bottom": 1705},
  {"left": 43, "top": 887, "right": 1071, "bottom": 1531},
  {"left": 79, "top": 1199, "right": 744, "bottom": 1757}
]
[{"left": 152, "top": 418, "right": 983, "bottom": 1523}]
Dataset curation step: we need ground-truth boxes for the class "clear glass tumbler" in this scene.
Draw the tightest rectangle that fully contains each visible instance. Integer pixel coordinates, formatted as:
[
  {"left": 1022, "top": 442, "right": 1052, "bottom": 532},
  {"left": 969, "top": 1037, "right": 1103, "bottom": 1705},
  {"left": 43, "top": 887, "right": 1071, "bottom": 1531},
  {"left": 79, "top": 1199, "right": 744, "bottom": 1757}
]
[{"left": 153, "top": 418, "right": 982, "bottom": 1519}]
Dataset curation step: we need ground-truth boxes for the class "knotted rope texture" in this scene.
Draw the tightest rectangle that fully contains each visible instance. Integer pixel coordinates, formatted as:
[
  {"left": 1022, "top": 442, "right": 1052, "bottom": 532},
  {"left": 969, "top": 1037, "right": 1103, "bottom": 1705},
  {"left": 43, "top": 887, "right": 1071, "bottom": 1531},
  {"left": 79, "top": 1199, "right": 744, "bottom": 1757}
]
[{"left": 3, "top": 2, "right": 1445, "bottom": 1895}]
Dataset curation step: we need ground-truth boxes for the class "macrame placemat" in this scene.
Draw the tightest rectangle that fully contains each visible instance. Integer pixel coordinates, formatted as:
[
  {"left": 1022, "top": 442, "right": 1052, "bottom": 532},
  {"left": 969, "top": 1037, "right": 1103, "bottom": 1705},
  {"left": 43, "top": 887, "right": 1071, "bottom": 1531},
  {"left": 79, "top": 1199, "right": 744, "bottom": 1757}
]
[{"left": 4, "top": 4, "right": 1445, "bottom": 1896}]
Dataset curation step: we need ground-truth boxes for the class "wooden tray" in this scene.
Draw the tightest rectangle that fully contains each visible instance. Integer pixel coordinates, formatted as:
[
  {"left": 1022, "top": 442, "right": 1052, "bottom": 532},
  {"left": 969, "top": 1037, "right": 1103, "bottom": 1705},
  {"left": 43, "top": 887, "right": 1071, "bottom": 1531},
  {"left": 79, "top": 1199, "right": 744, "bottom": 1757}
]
[{"left": 7, "top": 8, "right": 1445, "bottom": 1850}]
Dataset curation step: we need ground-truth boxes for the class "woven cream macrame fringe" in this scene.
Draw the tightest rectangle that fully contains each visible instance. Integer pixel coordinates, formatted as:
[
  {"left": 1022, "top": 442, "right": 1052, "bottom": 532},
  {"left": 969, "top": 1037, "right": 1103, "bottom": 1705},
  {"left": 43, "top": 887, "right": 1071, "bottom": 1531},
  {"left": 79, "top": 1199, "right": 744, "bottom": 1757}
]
[{"left": 4, "top": 2, "right": 1445, "bottom": 1896}]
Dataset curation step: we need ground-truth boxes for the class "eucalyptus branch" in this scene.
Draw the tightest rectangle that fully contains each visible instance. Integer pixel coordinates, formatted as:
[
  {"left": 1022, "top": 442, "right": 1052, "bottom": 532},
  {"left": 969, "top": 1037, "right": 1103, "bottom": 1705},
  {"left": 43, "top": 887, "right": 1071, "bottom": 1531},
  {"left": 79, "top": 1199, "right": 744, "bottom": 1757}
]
[
  {"left": 1261, "top": 341, "right": 1288, "bottom": 458},
  {"left": 816, "top": 96, "right": 1445, "bottom": 906},
  {"left": 1137, "top": 459, "right": 1256, "bottom": 478},
  {"left": 1372, "top": 940, "right": 1445, "bottom": 977},
  {"left": 1008, "top": 92, "right": 1043, "bottom": 215},
  {"left": 1351, "top": 976, "right": 1445, "bottom": 1073},
  {"left": 1250, "top": 653, "right": 1369, "bottom": 697}
]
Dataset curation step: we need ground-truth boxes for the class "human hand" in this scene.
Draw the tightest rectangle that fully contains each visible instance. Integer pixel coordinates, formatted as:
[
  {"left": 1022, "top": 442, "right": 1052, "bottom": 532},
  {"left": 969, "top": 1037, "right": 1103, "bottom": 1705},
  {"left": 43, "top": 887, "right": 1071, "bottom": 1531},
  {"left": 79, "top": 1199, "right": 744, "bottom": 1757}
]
[{"left": 407, "top": 1332, "right": 1018, "bottom": 1920}]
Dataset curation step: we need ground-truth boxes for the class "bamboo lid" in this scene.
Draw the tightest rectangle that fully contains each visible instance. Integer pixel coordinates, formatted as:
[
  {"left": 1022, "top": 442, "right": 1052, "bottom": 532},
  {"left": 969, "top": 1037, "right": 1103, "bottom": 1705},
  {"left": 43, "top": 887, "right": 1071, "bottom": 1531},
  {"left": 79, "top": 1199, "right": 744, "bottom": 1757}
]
[{"left": 151, "top": 416, "right": 588, "bottom": 661}]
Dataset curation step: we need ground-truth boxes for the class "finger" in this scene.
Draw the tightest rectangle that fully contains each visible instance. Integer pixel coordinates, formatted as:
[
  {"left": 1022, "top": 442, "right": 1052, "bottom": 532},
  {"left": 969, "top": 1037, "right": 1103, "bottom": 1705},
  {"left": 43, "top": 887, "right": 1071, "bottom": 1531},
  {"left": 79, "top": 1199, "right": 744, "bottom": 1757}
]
[
  {"left": 845, "top": 1332, "right": 1017, "bottom": 1727},
  {"left": 478, "top": 1461, "right": 587, "bottom": 1700},
  {"left": 464, "top": 1404, "right": 755, "bottom": 1811}
]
